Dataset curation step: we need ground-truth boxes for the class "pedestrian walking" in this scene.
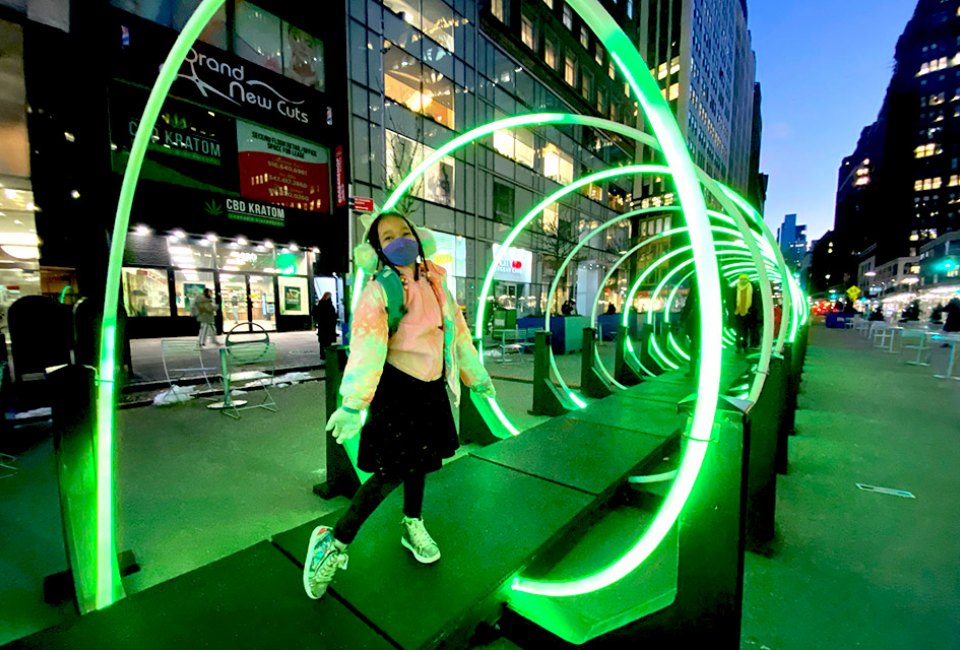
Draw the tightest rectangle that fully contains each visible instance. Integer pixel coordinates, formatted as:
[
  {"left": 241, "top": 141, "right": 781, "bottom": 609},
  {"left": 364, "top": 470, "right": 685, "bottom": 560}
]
[
  {"left": 312, "top": 291, "right": 338, "bottom": 351},
  {"left": 191, "top": 288, "right": 219, "bottom": 347},
  {"left": 733, "top": 274, "right": 753, "bottom": 353},
  {"left": 302, "top": 211, "right": 496, "bottom": 600}
]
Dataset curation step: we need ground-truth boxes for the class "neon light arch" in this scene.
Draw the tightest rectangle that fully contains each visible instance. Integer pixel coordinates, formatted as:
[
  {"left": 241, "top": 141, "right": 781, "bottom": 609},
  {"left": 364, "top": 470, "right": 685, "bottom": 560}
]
[{"left": 97, "top": 0, "right": 803, "bottom": 607}]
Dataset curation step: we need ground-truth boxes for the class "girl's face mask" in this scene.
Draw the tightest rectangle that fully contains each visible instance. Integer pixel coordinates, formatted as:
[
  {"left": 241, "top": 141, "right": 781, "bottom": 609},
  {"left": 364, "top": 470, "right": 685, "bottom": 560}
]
[{"left": 383, "top": 237, "right": 419, "bottom": 267}]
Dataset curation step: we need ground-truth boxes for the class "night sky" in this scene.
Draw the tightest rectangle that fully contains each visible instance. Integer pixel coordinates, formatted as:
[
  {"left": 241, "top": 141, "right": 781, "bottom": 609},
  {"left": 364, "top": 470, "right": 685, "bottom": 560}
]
[{"left": 750, "top": 0, "right": 917, "bottom": 242}]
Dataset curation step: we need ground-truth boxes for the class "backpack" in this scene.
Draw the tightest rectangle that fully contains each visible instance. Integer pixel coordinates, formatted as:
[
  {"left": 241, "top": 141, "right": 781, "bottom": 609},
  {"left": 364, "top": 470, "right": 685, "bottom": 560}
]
[{"left": 373, "top": 267, "right": 408, "bottom": 337}]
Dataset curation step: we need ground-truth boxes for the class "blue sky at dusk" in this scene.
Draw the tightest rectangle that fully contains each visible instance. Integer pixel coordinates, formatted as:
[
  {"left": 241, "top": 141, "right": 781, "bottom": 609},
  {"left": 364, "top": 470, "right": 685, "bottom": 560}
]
[{"left": 750, "top": 0, "right": 917, "bottom": 241}]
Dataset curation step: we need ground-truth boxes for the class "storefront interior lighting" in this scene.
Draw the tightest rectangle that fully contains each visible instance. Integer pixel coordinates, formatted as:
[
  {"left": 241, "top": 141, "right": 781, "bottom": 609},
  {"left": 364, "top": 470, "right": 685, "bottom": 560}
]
[
  {"left": 134, "top": 224, "right": 151, "bottom": 236},
  {"left": 289, "top": 243, "right": 299, "bottom": 252},
  {"left": 263, "top": 240, "right": 274, "bottom": 249},
  {"left": 205, "top": 233, "right": 218, "bottom": 242},
  {"left": 171, "top": 229, "right": 186, "bottom": 240},
  {"left": 236, "top": 236, "right": 249, "bottom": 246}
]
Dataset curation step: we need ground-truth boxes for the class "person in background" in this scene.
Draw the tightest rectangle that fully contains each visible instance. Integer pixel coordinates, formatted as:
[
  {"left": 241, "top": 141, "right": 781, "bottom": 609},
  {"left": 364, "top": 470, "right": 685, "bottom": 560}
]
[
  {"left": 868, "top": 305, "right": 885, "bottom": 322},
  {"left": 191, "top": 288, "right": 219, "bottom": 347},
  {"left": 680, "top": 279, "right": 700, "bottom": 377},
  {"left": 605, "top": 303, "right": 617, "bottom": 315},
  {"left": 942, "top": 297, "right": 960, "bottom": 333},
  {"left": 732, "top": 274, "right": 753, "bottom": 353},
  {"left": 561, "top": 300, "right": 573, "bottom": 316},
  {"left": 312, "top": 292, "right": 338, "bottom": 352}
]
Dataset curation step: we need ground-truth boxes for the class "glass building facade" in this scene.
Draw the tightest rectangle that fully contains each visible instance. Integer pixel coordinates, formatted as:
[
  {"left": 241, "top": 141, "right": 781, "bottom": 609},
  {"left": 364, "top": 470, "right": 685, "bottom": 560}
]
[{"left": 346, "top": 0, "right": 637, "bottom": 320}]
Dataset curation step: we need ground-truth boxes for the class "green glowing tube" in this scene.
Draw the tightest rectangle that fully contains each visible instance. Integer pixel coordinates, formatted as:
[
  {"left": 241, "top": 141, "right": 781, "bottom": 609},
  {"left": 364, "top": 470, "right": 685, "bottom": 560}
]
[
  {"left": 99, "top": 0, "right": 226, "bottom": 610},
  {"left": 510, "top": 0, "right": 720, "bottom": 599}
]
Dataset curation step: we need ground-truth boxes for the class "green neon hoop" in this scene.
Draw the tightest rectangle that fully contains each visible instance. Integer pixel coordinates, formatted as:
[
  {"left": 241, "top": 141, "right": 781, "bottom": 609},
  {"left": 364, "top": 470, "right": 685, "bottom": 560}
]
[{"left": 97, "top": 0, "right": 227, "bottom": 610}]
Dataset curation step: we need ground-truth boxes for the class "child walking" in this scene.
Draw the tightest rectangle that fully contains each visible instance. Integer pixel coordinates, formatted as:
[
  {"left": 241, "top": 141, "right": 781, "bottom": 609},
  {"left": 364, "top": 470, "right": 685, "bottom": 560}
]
[{"left": 303, "top": 211, "right": 496, "bottom": 600}]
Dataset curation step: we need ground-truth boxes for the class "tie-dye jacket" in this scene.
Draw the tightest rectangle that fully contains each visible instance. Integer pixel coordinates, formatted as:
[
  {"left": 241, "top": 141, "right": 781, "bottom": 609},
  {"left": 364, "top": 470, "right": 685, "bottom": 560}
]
[{"left": 340, "top": 261, "right": 491, "bottom": 412}]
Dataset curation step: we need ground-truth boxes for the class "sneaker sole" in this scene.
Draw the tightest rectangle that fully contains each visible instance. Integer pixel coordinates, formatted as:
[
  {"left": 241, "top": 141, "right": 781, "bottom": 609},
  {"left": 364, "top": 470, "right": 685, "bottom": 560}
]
[
  {"left": 303, "top": 525, "right": 329, "bottom": 600},
  {"left": 401, "top": 536, "right": 441, "bottom": 564}
]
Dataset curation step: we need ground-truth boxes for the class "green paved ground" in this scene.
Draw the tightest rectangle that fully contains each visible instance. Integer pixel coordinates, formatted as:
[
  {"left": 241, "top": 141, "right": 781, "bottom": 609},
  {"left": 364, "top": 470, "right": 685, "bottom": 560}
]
[{"left": 740, "top": 325, "right": 960, "bottom": 649}]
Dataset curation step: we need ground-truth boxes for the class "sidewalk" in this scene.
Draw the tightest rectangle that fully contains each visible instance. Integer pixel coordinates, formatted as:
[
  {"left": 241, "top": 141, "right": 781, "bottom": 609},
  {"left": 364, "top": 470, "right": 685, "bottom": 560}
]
[
  {"left": 127, "top": 330, "right": 325, "bottom": 387},
  {"left": 740, "top": 325, "right": 960, "bottom": 649}
]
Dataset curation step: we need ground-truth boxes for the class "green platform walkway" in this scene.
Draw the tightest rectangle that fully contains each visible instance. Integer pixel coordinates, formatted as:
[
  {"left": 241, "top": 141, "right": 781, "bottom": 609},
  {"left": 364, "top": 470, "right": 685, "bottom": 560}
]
[{"left": 10, "top": 354, "right": 752, "bottom": 649}]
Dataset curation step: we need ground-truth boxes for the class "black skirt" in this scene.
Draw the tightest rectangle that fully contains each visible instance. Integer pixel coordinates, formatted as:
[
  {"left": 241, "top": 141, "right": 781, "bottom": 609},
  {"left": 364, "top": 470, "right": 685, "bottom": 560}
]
[{"left": 357, "top": 363, "right": 458, "bottom": 479}]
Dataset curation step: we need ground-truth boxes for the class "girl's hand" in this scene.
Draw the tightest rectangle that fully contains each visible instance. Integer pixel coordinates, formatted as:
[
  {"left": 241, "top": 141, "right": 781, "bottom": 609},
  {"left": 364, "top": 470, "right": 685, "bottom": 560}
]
[
  {"left": 471, "top": 380, "right": 496, "bottom": 399},
  {"left": 325, "top": 408, "right": 362, "bottom": 444}
]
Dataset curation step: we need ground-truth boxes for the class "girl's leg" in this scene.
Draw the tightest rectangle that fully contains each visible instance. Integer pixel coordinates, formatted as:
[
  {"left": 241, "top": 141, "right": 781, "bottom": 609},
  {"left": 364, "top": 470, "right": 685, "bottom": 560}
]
[
  {"left": 333, "top": 473, "right": 403, "bottom": 545},
  {"left": 402, "top": 472, "right": 426, "bottom": 519}
]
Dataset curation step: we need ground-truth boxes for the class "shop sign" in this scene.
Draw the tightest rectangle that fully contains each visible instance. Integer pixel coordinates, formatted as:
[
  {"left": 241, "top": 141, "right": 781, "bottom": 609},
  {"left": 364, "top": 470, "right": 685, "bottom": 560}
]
[
  {"left": 492, "top": 244, "right": 533, "bottom": 284},
  {"left": 349, "top": 196, "right": 375, "bottom": 213},
  {"left": 335, "top": 146, "right": 347, "bottom": 207},
  {"left": 111, "top": 14, "right": 328, "bottom": 138},
  {"left": 237, "top": 120, "right": 330, "bottom": 213},
  {"left": 202, "top": 196, "right": 286, "bottom": 227},
  {"left": 110, "top": 84, "right": 239, "bottom": 191}
]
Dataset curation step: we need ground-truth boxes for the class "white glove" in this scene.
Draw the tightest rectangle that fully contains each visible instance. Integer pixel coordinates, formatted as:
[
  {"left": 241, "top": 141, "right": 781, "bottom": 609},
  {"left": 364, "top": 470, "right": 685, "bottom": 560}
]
[
  {"left": 325, "top": 408, "right": 362, "bottom": 445},
  {"left": 472, "top": 380, "right": 497, "bottom": 399}
]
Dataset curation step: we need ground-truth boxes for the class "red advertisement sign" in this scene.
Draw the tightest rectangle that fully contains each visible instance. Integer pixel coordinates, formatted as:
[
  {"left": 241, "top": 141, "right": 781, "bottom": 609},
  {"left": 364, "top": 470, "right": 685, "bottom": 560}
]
[
  {"left": 236, "top": 120, "right": 330, "bottom": 213},
  {"left": 335, "top": 145, "right": 347, "bottom": 207}
]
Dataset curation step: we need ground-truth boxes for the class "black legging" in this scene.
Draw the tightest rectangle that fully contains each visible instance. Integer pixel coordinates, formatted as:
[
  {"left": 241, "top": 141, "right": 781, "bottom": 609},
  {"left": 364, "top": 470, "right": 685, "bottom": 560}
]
[{"left": 333, "top": 472, "right": 425, "bottom": 545}]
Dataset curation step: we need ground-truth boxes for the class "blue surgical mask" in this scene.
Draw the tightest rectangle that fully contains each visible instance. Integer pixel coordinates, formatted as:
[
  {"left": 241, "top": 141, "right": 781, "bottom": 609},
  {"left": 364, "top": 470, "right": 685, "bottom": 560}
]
[{"left": 383, "top": 237, "right": 419, "bottom": 267}]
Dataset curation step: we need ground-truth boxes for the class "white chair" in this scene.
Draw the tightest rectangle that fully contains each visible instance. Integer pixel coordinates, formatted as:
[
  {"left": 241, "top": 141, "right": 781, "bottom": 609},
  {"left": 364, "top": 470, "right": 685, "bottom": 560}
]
[{"left": 901, "top": 329, "right": 933, "bottom": 366}]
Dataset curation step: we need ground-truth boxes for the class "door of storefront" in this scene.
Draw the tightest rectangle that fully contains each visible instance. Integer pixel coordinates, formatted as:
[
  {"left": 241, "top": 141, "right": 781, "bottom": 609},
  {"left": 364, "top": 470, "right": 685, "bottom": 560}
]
[{"left": 219, "top": 273, "right": 277, "bottom": 333}]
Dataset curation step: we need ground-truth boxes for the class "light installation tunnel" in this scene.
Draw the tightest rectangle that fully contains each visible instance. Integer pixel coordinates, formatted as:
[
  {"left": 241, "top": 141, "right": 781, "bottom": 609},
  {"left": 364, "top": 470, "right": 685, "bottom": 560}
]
[{"left": 91, "top": 0, "right": 807, "bottom": 612}]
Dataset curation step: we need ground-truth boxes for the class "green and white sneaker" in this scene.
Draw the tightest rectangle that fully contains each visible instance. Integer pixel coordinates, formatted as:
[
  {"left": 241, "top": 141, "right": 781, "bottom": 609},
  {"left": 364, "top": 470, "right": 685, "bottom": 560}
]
[
  {"left": 401, "top": 516, "right": 441, "bottom": 564},
  {"left": 303, "top": 525, "right": 348, "bottom": 600}
]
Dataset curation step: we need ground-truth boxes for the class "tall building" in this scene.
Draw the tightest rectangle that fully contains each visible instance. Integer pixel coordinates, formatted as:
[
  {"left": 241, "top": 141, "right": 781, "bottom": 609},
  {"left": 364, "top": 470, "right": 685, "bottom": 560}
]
[
  {"left": 776, "top": 213, "right": 807, "bottom": 271},
  {"left": 831, "top": 0, "right": 960, "bottom": 295},
  {"left": 634, "top": 0, "right": 758, "bottom": 209},
  {"left": 747, "top": 81, "right": 767, "bottom": 211}
]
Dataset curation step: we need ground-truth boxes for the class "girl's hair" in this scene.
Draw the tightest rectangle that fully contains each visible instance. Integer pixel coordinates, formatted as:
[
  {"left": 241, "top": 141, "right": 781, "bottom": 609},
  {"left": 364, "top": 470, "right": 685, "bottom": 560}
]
[{"left": 366, "top": 211, "right": 428, "bottom": 281}]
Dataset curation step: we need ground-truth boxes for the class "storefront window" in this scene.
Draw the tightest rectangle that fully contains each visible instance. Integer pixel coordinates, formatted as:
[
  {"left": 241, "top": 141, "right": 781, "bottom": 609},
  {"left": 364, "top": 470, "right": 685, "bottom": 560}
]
[
  {"left": 173, "top": 269, "right": 215, "bottom": 316},
  {"left": 233, "top": 2, "right": 326, "bottom": 90},
  {"left": 234, "top": 1, "right": 283, "bottom": 73},
  {"left": 217, "top": 242, "right": 276, "bottom": 273},
  {"left": 276, "top": 249, "right": 308, "bottom": 275},
  {"left": 168, "top": 237, "right": 217, "bottom": 270},
  {"left": 278, "top": 276, "right": 309, "bottom": 315},
  {"left": 123, "top": 267, "right": 171, "bottom": 317},
  {"left": 492, "top": 129, "right": 535, "bottom": 168},
  {"left": 386, "top": 130, "right": 455, "bottom": 207},
  {"left": 111, "top": 0, "right": 228, "bottom": 48}
]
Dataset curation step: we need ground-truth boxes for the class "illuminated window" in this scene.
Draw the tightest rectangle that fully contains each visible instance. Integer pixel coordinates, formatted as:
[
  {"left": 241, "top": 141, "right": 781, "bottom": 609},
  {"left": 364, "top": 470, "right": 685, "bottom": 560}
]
[
  {"left": 950, "top": 175, "right": 960, "bottom": 186},
  {"left": 384, "top": 46, "right": 454, "bottom": 127},
  {"left": 492, "top": 129, "right": 535, "bottom": 168},
  {"left": 624, "top": 82, "right": 630, "bottom": 97},
  {"left": 521, "top": 15, "right": 535, "bottom": 49},
  {"left": 608, "top": 60, "right": 615, "bottom": 79},
  {"left": 386, "top": 130, "right": 455, "bottom": 207},
  {"left": 542, "top": 0, "right": 553, "bottom": 7},
  {"left": 916, "top": 180, "right": 924, "bottom": 191},
  {"left": 122, "top": 267, "right": 171, "bottom": 317},
  {"left": 542, "top": 203, "right": 559, "bottom": 234},
  {"left": 581, "top": 71, "right": 592, "bottom": 100},
  {"left": 544, "top": 38, "right": 557, "bottom": 69},
  {"left": 491, "top": 0, "right": 504, "bottom": 21},
  {"left": 563, "top": 4, "right": 573, "bottom": 29},
  {"left": 668, "top": 82, "right": 680, "bottom": 101},
  {"left": 384, "top": 0, "right": 456, "bottom": 52},
  {"left": 596, "top": 89, "right": 605, "bottom": 114},
  {"left": 595, "top": 44, "right": 604, "bottom": 67},
  {"left": 542, "top": 143, "right": 573, "bottom": 184},
  {"left": 564, "top": 54, "right": 576, "bottom": 86},
  {"left": 580, "top": 26, "right": 589, "bottom": 49}
]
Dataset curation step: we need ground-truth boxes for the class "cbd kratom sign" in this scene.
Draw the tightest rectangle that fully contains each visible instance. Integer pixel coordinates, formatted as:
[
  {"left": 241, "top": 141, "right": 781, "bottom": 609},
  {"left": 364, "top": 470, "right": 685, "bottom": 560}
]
[
  {"left": 135, "top": 110, "right": 224, "bottom": 165},
  {"left": 204, "top": 197, "right": 285, "bottom": 227}
]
